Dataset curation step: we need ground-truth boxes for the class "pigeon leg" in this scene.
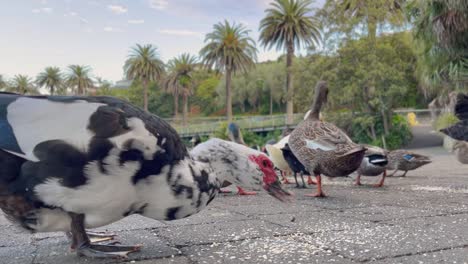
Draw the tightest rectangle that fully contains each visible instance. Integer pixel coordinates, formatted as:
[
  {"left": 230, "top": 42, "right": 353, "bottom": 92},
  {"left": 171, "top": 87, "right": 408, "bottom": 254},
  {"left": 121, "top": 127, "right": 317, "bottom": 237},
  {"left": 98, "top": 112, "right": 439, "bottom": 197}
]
[
  {"left": 236, "top": 187, "right": 256, "bottom": 195},
  {"left": 305, "top": 175, "right": 326, "bottom": 197},
  {"left": 69, "top": 213, "right": 141, "bottom": 259},
  {"left": 401, "top": 170, "right": 408, "bottom": 177},
  {"left": 373, "top": 170, "right": 386, "bottom": 188}
]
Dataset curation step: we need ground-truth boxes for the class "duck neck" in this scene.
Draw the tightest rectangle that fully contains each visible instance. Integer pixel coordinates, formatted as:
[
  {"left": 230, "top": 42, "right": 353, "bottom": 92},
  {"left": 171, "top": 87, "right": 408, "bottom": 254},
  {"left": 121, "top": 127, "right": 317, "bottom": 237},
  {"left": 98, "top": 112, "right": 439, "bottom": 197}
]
[{"left": 309, "top": 81, "right": 327, "bottom": 121}]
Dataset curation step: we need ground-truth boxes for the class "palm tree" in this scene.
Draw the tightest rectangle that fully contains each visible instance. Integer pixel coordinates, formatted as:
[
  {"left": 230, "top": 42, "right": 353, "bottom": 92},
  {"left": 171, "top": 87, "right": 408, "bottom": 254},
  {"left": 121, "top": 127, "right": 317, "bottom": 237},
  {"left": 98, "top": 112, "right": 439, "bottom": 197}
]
[
  {"left": 200, "top": 21, "right": 257, "bottom": 121},
  {"left": 259, "top": 0, "right": 321, "bottom": 124},
  {"left": 36, "top": 67, "right": 63, "bottom": 95},
  {"left": 9, "top": 75, "right": 37, "bottom": 94},
  {"left": 408, "top": 0, "right": 468, "bottom": 92},
  {"left": 124, "top": 44, "right": 165, "bottom": 112},
  {"left": 66, "top": 65, "right": 94, "bottom": 95},
  {"left": 164, "top": 53, "right": 198, "bottom": 124}
]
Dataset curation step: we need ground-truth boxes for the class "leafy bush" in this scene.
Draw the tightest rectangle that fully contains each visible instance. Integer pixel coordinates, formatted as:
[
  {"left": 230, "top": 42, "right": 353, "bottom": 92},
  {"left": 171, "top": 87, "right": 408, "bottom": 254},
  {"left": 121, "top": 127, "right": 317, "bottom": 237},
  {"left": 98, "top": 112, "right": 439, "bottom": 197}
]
[
  {"left": 434, "top": 113, "right": 459, "bottom": 131},
  {"left": 348, "top": 114, "right": 412, "bottom": 150}
]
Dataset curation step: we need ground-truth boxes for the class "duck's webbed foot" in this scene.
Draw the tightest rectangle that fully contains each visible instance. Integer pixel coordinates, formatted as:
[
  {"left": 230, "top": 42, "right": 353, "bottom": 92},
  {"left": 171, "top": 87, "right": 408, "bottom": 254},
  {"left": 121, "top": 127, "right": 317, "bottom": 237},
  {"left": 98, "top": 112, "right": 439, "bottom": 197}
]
[
  {"left": 69, "top": 212, "right": 142, "bottom": 259},
  {"left": 77, "top": 243, "right": 142, "bottom": 259},
  {"left": 86, "top": 230, "right": 117, "bottom": 244},
  {"left": 236, "top": 187, "right": 257, "bottom": 195},
  {"left": 304, "top": 175, "right": 326, "bottom": 198}
]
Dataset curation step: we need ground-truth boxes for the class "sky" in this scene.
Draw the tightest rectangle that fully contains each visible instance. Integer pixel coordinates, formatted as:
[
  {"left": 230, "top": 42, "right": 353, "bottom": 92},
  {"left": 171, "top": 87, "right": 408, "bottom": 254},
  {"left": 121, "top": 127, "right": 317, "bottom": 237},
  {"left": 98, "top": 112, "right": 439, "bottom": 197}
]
[{"left": 0, "top": 0, "right": 325, "bottom": 83}]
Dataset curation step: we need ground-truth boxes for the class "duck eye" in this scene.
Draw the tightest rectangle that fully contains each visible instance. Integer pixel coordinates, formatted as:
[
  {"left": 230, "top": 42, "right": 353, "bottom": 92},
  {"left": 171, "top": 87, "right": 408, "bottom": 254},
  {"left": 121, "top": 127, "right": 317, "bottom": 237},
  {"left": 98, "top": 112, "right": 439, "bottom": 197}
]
[{"left": 262, "top": 160, "right": 269, "bottom": 168}]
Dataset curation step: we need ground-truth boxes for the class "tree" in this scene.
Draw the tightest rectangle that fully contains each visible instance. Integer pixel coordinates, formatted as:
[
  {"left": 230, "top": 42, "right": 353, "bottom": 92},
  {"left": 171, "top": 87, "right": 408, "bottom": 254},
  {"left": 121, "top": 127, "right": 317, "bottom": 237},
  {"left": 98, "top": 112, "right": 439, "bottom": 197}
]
[
  {"left": 319, "top": 0, "right": 406, "bottom": 134},
  {"left": 9, "top": 75, "right": 37, "bottom": 94},
  {"left": 259, "top": 0, "right": 321, "bottom": 124},
  {"left": 66, "top": 65, "right": 94, "bottom": 95},
  {"left": 408, "top": 0, "right": 468, "bottom": 94},
  {"left": 164, "top": 53, "right": 198, "bottom": 124},
  {"left": 124, "top": 44, "right": 165, "bottom": 112},
  {"left": 36, "top": 66, "right": 63, "bottom": 95},
  {"left": 200, "top": 21, "right": 257, "bottom": 121}
]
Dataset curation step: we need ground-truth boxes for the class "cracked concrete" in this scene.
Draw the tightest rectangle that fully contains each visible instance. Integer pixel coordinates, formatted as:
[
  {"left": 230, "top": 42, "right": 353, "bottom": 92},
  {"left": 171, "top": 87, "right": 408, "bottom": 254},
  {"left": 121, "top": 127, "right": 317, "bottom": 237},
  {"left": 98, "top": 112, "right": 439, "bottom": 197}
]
[{"left": 0, "top": 146, "right": 466, "bottom": 264}]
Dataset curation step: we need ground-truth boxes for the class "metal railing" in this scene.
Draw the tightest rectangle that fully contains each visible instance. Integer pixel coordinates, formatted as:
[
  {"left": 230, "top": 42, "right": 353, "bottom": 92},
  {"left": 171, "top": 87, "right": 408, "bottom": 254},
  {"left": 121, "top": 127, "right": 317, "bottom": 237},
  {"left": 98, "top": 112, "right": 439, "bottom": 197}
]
[{"left": 166, "top": 109, "right": 438, "bottom": 138}]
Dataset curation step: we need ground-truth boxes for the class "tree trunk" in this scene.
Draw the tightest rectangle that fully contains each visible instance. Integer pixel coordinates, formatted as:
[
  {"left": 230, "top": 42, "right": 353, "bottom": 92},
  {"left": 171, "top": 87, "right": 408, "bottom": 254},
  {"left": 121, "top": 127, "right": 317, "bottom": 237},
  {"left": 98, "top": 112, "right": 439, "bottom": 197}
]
[
  {"left": 50, "top": 85, "right": 54, "bottom": 96},
  {"left": 143, "top": 79, "right": 148, "bottom": 112},
  {"left": 173, "top": 91, "right": 179, "bottom": 121},
  {"left": 286, "top": 43, "right": 295, "bottom": 125},
  {"left": 225, "top": 68, "right": 233, "bottom": 122},
  {"left": 182, "top": 93, "right": 188, "bottom": 126}
]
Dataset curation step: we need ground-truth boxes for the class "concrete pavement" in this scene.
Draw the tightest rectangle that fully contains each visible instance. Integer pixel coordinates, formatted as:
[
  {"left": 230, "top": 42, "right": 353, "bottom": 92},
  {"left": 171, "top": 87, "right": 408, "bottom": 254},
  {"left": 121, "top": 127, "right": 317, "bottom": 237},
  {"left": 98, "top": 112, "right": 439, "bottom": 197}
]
[{"left": 0, "top": 147, "right": 466, "bottom": 264}]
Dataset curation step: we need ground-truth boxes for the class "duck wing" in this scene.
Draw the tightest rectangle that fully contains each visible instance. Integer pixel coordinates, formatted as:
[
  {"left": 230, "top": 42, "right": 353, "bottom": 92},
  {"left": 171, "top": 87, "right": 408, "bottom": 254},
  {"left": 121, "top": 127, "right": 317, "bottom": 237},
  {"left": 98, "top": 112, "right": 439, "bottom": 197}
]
[
  {"left": 0, "top": 93, "right": 186, "bottom": 162},
  {"left": 304, "top": 122, "right": 353, "bottom": 152}
]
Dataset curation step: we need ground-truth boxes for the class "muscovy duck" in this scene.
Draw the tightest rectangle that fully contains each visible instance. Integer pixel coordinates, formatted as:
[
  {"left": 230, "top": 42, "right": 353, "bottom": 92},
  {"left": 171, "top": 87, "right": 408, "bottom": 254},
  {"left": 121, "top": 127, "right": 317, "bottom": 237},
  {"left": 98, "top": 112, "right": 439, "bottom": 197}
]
[
  {"left": 288, "top": 81, "right": 366, "bottom": 197},
  {"left": 386, "top": 150, "right": 431, "bottom": 177},
  {"left": 0, "top": 93, "right": 290, "bottom": 259},
  {"left": 356, "top": 145, "right": 388, "bottom": 187}
]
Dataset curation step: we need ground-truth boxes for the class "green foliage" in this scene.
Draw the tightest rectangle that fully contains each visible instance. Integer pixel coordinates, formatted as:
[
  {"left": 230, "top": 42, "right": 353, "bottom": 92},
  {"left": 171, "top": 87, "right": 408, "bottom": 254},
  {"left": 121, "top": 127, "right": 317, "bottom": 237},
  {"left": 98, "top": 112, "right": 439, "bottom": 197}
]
[
  {"left": 8, "top": 74, "right": 37, "bottom": 94},
  {"left": 36, "top": 66, "right": 64, "bottom": 95},
  {"left": 212, "top": 122, "right": 229, "bottom": 140},
  {"left": 95, "top": 81, "right": 174, "bottom": 118},
  {"left": 200, "top": 21, "right": 257, "bottom": 75},
  {"left": 259, "top": 0, "right": 321, "bottom": 51},
  {"left": 434, "top": 113, "right": 459, "bottom": 131},
  {"left": 408, "top": 0, "right": 468, "bottom": 93},
  {"left": 66, "top": 65, "right": 94, "bottom": 95},
  {"left": 124, "top": 44, "right": 164, "bottom": 83},
  {"left": 349, "top": 114, "right": 412, "bottom": 150}
]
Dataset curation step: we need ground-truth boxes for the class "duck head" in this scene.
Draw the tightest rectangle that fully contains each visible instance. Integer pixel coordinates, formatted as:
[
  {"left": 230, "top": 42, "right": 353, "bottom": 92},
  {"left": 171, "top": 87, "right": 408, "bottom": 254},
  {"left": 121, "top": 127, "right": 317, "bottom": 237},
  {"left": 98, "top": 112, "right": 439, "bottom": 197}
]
[{"left": 191, "top": 138, "right": 292, "bottom": 202}]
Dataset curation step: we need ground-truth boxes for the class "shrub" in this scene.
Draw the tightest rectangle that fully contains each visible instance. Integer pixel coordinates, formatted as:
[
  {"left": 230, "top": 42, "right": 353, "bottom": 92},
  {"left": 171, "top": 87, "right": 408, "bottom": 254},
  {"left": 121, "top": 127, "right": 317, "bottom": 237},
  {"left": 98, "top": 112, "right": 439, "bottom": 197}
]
[{"left": 434, "top": 113, "right": 459, "bottom": 131}]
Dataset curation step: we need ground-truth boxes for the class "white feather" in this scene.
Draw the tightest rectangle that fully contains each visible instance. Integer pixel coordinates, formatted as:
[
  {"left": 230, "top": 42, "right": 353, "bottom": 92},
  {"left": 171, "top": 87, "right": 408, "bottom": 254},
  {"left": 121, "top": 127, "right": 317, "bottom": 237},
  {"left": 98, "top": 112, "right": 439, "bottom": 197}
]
[
  {"left": 7, "top": 98, "right": 104, "bottom": 161},
  {"left": 305, "top": 139, "right": 336, "bottom": 151}
]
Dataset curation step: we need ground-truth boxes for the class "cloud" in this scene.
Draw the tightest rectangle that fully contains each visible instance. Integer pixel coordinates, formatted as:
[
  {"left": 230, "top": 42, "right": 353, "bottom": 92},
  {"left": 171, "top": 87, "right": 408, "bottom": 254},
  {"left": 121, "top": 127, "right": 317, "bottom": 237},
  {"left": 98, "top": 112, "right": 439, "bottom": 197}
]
[
  {"left": 104, "top": 26, "right": 124, "bottom": 33},
  {"left": 128, "top": 19, "right": 144, "bottom": 24},
  {"left": 64, "top": 11, "right": 89, "bottom": 24},
  {"left": 32, "top": 7, "right": 53, "bottom": 14},
  {"left": 149, "top": 0, "right": 168, "bottom": 10},
  {"left": 108, "top": 5, "right": 127, "bottom": 14},
  {"left": 158, "top": 29, "right": 202, "bottom": 37}
]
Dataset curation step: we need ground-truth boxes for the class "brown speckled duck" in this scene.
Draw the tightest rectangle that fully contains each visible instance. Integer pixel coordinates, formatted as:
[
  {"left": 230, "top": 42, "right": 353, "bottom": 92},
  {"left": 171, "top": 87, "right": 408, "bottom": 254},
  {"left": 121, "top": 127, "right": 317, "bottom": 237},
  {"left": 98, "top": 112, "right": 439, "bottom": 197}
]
[
  {"left": 288, "top": 81, "right": 366, "bottom": 197},
  {"left": 386, "top": 150, "right": 431, "bottom": 177},
  {"left": 356, "top": 145, "right": 388, "bottom": 187}
]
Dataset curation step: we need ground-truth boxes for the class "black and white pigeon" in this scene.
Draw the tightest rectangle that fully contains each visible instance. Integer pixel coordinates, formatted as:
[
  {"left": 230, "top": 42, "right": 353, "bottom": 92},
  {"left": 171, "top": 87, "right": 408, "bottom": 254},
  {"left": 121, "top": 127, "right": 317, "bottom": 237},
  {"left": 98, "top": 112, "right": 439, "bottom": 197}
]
[{"left": 0, "top": 93, "right": 290, "bottom": 259}]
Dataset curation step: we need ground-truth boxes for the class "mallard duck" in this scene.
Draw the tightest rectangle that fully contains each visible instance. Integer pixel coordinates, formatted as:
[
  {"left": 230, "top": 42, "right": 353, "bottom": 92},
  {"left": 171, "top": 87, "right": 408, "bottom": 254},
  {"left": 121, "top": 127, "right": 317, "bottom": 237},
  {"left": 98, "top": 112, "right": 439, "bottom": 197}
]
[
  {"left": 288, "top": 81, "right": 366, "bottom": 197},
  {"left": 356, "top": 145, "right": 388, "bottom": 187},
  {"left": 386, "top": 150, "right": 431, "bottom": 177},
  {"left": 453, "top": 141, "right": 468, "bottom": 164},
  {"left": 0, "top": 93, "right": 290, "bottom": 259}
]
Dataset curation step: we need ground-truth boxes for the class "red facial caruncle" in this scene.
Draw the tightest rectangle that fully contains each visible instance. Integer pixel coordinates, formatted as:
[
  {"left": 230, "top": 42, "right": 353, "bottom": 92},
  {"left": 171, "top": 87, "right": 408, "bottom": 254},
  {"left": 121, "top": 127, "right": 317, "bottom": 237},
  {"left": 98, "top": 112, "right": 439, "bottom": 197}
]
[{"left": 248, "top": 154, "right": 277, "bottom": 185}]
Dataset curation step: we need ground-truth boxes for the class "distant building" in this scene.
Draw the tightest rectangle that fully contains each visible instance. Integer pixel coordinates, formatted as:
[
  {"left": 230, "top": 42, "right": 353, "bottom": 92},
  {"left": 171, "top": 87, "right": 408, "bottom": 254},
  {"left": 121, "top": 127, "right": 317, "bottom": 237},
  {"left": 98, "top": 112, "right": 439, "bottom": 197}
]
[{"left": 113, "top": 79, "right": 132, "bottom": 89}]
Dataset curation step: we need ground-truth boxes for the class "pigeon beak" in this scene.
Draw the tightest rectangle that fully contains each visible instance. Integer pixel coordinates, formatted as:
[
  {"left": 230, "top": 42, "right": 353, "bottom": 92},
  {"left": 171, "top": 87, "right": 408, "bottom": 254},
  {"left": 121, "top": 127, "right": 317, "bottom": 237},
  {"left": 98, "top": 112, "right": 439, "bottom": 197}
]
[{"left": 263, "top": 179, "right": 293, "bottom": 203}]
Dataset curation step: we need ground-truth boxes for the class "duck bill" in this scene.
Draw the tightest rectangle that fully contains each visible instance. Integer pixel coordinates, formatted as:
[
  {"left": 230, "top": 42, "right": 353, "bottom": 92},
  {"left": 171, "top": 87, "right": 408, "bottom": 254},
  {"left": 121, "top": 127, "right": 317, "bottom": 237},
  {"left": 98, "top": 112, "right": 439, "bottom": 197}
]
[{"left": 263, "top": 180, "right": 293, "bottom": 202}]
